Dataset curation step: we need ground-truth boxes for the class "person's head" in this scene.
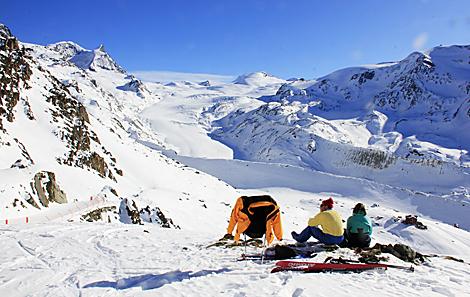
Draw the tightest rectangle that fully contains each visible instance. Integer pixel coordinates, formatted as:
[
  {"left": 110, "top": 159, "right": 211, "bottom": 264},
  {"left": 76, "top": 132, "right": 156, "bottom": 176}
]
[
  {"left": 353, "top": 203, "right": 367, "bottom": 215},
  {"left": 320, "top": 197, "right": 334, "bottom": 211}
]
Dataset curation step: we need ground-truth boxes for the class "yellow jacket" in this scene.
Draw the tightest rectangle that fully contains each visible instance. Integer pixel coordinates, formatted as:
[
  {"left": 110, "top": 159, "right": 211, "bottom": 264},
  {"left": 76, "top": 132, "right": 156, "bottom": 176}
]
[
  {"left": 227, "top": 196, "right": 283, "bottom": 244},
  {"left": 308, "top": 210, "right": 344, "bottom": 236}
]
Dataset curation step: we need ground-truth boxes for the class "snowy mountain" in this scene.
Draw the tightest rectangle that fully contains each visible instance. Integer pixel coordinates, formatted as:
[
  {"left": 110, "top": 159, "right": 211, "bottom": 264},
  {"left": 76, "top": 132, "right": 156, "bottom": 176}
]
[
  {"left": 0, "top": 24, "right": 237, "bottom": 229},
  {"left": 233, "top": 71, "right": 285, "bottom": 86},
  {"left": 46, "top": 41, "right": 126, "bottom": 73},
  {"left": 1, "top": 22, "right": 470, "bottom": 297},
  {"left": 264, "top": 47, "right": 470, "bottom": 150},
  {"left": 214, "top": 46, "right": 470, "bottom": 190}
]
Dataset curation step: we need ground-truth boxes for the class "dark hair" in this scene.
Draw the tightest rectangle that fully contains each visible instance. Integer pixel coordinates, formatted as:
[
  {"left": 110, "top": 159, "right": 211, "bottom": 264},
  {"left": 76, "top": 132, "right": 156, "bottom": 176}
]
[{"left": 353, "top": 203, "right": 366, "bottom": 215}]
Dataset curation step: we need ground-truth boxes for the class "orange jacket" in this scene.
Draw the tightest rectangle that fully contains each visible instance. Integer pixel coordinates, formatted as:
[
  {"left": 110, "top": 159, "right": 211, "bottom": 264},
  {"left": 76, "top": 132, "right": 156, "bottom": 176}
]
[{"left": 226, "top": 196, "right": 283, "bottom": 244}]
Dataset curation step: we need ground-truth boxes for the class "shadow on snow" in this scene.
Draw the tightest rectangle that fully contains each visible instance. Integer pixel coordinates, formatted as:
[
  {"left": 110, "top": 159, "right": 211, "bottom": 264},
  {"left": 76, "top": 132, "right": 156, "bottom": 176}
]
[{"left": 83, "top": 268, "right": 231, "bottom": 291}]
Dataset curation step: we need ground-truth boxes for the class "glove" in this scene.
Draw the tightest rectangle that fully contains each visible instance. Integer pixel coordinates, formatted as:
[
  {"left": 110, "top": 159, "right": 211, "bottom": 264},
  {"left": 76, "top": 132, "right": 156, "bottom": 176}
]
[{"left": 221, "top": 234, "right": 234, "bottom": 240}]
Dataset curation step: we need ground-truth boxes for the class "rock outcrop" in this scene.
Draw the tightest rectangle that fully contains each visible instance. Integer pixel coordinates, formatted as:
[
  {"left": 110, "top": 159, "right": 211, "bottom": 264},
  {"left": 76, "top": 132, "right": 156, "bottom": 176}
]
[
  {"left": 119, "top": 198, "right": 179, "bottom": 228},
  {"left": 0, "top": 24, "right": 32, "bottom": 130},
  {"left": 31, "top": 171, "right": 67, "bottom": 207}
]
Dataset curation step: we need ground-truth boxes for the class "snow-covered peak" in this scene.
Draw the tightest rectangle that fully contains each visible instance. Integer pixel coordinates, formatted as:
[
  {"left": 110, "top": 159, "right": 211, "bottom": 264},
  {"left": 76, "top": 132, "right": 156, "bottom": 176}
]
[
  {"left": 44, "top": 40, "right": 125, "bottom": 73},
  {"left": 46, "top": 41, "right": 86, "bottom": 60},
  {"left": 55, "top": 42, "right": 125, "bottom": 73},
  {"left": 97, "top": 44, "right": 106, "bottom": 52},
  {"left": 233, "top": 71, "right": 285, "bottom": 86},
  {"left": 0, "top": 23, "right": 12, "bottom": 40},
  {"left": 0, "top": 23, "right": 14, "bottom": 49}
]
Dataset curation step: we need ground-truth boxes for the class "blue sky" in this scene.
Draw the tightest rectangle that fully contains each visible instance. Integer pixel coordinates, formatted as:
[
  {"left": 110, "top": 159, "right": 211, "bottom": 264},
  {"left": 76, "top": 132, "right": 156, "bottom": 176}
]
[{"left": 2, "top": 0, "right": 470, "bottom": 80}]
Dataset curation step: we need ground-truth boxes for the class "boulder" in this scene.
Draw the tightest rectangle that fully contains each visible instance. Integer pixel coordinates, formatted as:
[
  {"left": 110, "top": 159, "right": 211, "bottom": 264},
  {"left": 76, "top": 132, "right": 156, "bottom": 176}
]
[{"left": 31, "top": 171, "right": 67, "bottom": 207}]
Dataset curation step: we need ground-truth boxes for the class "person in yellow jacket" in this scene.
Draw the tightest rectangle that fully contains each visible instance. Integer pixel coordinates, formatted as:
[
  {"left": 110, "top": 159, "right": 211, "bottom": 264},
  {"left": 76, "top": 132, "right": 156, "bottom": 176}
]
[{"left": 291, "top": 197, "right": 344, "bottom": 245}]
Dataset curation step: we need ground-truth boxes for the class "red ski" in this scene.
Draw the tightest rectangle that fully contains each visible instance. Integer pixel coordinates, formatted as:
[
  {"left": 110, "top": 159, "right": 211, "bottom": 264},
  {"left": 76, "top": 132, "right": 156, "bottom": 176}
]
[{"left": 271, "top": 260, "right": 401, "bottom": 273}]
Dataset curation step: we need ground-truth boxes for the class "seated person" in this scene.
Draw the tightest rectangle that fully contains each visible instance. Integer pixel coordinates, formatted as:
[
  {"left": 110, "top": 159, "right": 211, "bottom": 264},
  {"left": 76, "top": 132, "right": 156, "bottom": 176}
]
[
  {"left": 343, "top": 203, "right": 372, "bottom": 248},
  {"left": 291, "top": 197, "right": 344, "bottom": 245}
]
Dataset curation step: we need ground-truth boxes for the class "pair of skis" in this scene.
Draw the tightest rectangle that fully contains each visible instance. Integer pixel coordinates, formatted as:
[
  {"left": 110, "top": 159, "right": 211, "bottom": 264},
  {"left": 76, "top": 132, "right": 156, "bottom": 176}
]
[{"left": 271, "top": 260, "right": 414, "bottom": 273}]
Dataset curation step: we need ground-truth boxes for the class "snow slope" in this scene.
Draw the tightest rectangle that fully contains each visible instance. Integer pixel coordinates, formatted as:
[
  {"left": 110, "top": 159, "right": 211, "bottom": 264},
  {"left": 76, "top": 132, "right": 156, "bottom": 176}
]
[{"left": 2, "top": 187, "right": 470, "bottom": 297}]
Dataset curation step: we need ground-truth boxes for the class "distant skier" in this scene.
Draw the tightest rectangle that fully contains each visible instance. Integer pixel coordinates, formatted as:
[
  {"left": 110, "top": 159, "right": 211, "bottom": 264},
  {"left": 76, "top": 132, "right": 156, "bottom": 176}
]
[
  {"left": 342, "top": 203, "right": 372, "bottom": 248},
  {"left": 291, "top": 197, "right": 344, "bottom": 245}
]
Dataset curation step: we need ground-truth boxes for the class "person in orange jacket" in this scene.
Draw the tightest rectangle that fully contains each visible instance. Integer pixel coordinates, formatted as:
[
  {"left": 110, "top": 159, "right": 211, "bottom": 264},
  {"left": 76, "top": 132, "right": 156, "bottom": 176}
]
[
  {"left": 291, "top": 197, "right": 344, "bottom": 245},
  {"left": 223, "top": 196, "right": 283, "bottom": 245}
]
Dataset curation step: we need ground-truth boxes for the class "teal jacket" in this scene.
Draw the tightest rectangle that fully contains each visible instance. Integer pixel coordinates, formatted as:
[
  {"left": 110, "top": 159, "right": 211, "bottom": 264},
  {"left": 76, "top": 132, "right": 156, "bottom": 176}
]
[{"left": 347, "top": 213, "right": 372, "bottom": 235}]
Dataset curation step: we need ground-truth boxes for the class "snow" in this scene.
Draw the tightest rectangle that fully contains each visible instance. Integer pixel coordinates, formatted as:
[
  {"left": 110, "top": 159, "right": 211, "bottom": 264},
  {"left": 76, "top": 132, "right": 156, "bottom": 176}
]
[
  {"left": 1, "top": 24, "right": 470, "bottom": 297},
  {"left": 2, "top": 187, "right": 470, "bottom": 296}
]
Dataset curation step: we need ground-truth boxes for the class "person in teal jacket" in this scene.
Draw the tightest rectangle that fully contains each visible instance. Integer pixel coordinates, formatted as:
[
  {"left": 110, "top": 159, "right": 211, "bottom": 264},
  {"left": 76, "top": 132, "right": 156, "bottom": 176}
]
[{"left": 344, "top": 203, "right": 372, "bottom": 248}]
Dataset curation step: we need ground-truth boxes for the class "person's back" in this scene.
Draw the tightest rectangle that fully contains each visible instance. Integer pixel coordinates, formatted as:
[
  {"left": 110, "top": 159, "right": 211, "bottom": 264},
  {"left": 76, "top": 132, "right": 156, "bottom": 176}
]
[
  {"left": 292, "top": 198, "right": 344, "bottom": 245},
  {"left": 308, "top": 209, "right": 343, "bottom": 237},
  {"left": 345, "top": 203, "right": 372, "bottom": 248},
  {"left": 347, "top": 213, "right": 372, "bottom": 235}
]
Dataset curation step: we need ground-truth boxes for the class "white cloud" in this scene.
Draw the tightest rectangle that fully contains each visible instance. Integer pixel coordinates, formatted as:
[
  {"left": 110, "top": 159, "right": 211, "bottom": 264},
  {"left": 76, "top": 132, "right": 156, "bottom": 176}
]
[
  {"left": 412, "top": 32, "right": 429, "bottom": 51},
  {"left": 131, "top": 70, "right": 235, "bottom": 83}
]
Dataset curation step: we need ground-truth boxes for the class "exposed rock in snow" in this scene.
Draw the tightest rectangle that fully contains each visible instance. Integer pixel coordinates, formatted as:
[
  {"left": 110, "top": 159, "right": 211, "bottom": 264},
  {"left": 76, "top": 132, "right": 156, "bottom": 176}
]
[
  {"left": 32, "top": 171, "right": 67, "bottom": 207},
  {"left": 199, "top": 80, "right": 211, "bottom": 86},
  {"left": 117, "top": 77, "right": 150, "bottom": 98},
  {"left": 81, "top": 205, "right": 118, "bottom": 222},
  {"left": 140, "top": 205, "right": 179, "bottom": 228},
  {"left": 0, "top": 25, "right": 32, "bottom": 130},
  {"left": 118, "top": 198, "right": 178, "bottom": 228},
  {"left": 0, "top": 23, "right": 13, "bottom": 46}
]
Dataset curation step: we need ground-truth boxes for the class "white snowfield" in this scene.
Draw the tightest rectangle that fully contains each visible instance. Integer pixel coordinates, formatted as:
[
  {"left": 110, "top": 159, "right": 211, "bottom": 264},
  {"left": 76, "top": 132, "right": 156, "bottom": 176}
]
[
  {"left": 1, "top": 23, "right": 470, "bottom": 296},
  {"left": 2, "top": 189, "right": 470, "bottom": 297}
]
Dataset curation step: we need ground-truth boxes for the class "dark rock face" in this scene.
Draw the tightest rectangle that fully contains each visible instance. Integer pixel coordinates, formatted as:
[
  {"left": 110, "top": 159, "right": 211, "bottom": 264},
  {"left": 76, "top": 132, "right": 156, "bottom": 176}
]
[
  {"left": 402, "top": 214, "right": 428, "bottom": 230},
  {"left": 0, "top": 24, "right": 32, "bottom": 130},
  {"left": 119, "top": 198, "right": 142, "bottom": 224},
  {"left": 81, "top": 206, "right": 118, "bottom": 222},
  {"left": 46, "top": 75, "right": 116, "bottom": 180},
  {"left": 31, "top": 171, "right": 67, "bottom": 207},
  {"left": 116, "top": 78, "right": 149, "bottom": 98},
  {"left": 199, "top": 80, "right": 211, "bottom": 87},
  {"left": 0, "top": 24, "right": 13, "bottom": 43},
  {"left": 351, "top": 70, "right": 375, "bottom": 85},
  {"left": 140, "top": 205, "right": 179, "bottom": 228},
  {"left": 275, "top": 83, "right": 307, "bottom": 98},
  {"left": 119, "top": 198, "right": 179, "bottom": 228},
  {"left": 372, "top": 54, "right": 440, "bottom": 112},
  {"left": 85, "top": 152, "right": 115, "bottom": 180},
  {"left": 25, "top": 193, "right": 40, "bottom": 209}
]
